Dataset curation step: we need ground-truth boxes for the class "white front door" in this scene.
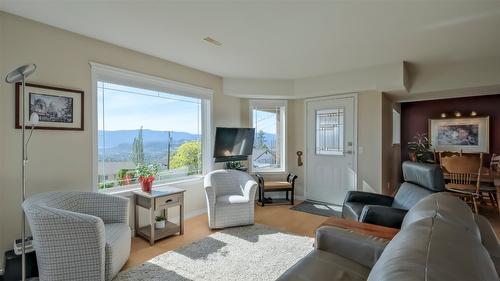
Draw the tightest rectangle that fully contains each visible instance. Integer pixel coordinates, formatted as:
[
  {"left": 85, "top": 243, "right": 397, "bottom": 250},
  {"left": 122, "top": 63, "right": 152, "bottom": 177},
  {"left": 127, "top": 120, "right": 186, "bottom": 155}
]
[{"left": 305, "top": 95, "right": 357, "bottom": 205}]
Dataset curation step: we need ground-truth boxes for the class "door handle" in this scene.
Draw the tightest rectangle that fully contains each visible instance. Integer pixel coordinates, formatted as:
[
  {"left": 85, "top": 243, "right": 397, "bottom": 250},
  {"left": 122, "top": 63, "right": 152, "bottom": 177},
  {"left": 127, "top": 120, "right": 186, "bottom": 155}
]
[{"left": 345, "top": 150, "right": 353, "bottom": 154}]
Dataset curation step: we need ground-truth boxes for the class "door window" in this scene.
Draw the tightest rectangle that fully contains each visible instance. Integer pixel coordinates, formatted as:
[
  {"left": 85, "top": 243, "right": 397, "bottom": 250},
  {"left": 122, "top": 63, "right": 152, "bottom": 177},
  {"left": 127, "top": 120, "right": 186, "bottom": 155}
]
[{"left": 316, "top": 108, "right": 344, "bottom": 155}]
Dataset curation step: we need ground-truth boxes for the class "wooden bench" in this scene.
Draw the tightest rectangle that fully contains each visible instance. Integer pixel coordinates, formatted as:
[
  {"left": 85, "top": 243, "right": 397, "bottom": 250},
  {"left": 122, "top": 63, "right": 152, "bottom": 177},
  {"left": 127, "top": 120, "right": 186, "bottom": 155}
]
[{"left": 256, "top": 174, "right": 297, "bottom": 206}]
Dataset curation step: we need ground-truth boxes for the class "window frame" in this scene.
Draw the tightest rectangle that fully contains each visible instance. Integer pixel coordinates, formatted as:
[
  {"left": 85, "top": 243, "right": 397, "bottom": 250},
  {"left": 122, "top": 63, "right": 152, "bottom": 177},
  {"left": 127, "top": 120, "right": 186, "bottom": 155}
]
[
  {"left": 392, "top": 109, "right": 401, "bottom": 145},
  {"left": 249, "top": 99, "right": 287, "bottom": 174},
  {"left": 90, "top": 62, "right": 213, "bottom": 192}
]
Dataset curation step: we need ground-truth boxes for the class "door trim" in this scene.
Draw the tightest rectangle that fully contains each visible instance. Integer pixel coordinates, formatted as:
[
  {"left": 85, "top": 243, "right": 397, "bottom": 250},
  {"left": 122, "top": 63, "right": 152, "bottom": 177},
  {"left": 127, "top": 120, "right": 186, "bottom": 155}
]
[{"left": 303, "top": 93, "right": 358, "bottom": 202}]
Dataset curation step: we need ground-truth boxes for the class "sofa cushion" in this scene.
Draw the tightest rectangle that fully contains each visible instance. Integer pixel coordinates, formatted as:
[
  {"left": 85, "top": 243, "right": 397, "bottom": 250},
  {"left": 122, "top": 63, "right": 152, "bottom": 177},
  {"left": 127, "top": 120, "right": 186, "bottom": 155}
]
[
  {"left": 277, "top": 250, "right": 370, "bottom": 281},
  {"left": 368, "top": 193, "right": 498, "bottom": 281},
  {"left": 104, "top": 223, "right": 131, "bottom": 281}
]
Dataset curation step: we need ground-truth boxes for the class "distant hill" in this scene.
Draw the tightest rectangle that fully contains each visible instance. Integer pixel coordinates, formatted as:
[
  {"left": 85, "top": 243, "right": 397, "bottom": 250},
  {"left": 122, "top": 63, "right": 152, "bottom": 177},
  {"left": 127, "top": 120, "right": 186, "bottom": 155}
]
[{"left": 98, "top": 129, "right": 200, "bottom": 149}]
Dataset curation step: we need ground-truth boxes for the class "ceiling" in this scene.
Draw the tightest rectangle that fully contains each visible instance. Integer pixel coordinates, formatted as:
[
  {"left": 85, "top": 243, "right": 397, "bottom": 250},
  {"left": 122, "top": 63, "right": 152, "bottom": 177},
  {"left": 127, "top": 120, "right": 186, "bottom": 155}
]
[{"left": 1, "top": 1, "right": 500, "bottom": 79}]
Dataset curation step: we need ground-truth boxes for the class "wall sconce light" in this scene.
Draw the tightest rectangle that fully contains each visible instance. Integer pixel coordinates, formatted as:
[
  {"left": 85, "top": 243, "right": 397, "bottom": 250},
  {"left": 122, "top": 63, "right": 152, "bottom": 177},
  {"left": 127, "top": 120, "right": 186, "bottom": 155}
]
[
  {"left": 470, "top": 111, "right": 477, "bottom": 117},
  {"left": 454, "top": 111, "right": 461, "bottom": 117},
  {"left": 440, "top": 113, "right": 447, "bottom": 118}
]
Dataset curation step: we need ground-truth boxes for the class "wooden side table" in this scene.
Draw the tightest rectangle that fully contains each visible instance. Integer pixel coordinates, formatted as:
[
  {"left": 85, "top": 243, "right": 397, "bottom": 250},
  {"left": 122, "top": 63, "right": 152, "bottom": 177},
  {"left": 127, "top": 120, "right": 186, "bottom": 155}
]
[
  {"left": 319, "top": 216, "right": 399, "bottom": 241},
  {"left": 133, "top": 187, "right": 185, "bottom": 245}
]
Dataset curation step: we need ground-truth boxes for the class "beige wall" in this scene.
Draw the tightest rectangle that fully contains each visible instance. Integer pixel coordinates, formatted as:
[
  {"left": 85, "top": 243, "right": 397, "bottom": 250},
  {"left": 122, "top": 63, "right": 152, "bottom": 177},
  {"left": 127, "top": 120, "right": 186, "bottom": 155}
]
[
  {"left": 358, "top": 91, "right": 383, "bottom": 193},
  {"left": 0, "top": 12, "right": 242, "bottom": 266},
  {"left": 381, "top": 93, "right": 394, "bottom": 195},
  {"left": 287, "top": 99, "right": 305, "bottom": 197}
]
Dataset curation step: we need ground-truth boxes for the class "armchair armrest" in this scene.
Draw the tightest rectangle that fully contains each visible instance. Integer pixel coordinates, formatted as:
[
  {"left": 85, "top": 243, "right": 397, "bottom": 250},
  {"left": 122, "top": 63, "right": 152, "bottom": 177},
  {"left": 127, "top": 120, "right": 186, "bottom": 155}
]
[
  {"left": 315, "top": 226, "right": 388, "bottom": 268},
  {"left": 242, "top": 179, "right": 258, "bottom": 201},
  {"left": 344, "top": 191, "right": 394, "bottom": 206},
  {"left": 78, "top": 192, "right": 129, "bottom": 224},
  {"left": 359, "top": 205, "right": 407, "bottom": 229}
]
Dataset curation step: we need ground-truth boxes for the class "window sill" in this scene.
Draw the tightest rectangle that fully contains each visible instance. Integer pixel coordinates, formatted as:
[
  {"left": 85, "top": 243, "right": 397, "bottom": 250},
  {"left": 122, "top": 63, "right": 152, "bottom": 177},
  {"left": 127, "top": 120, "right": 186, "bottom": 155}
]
[
  {"left": 98, "top": 175, "right": 203, "bottom": 197},
  {"left": 250, "top": 169, "right": 287, "bottom": 175}
]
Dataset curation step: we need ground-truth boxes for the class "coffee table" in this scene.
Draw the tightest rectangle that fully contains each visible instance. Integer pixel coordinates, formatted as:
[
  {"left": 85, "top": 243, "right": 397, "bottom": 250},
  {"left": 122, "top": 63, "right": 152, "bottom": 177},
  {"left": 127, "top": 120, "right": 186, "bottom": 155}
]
[{"left": 320, "top": 216, "right": 399, "bottom": 241}]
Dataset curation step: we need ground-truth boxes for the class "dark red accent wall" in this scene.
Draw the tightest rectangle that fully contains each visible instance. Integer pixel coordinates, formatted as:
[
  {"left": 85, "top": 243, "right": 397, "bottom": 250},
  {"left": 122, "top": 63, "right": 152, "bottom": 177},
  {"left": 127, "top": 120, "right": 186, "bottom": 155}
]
[{"left": 401, "top": 94, "right": 500, "bottom": 164}]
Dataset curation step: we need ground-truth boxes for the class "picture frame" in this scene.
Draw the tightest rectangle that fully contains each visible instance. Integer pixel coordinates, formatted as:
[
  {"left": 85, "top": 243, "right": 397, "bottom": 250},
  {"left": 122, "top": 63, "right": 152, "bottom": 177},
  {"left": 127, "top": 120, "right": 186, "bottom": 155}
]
[
  {"left": 16, "top": 82, "right": 84, "bottom": 130},
  {"left": 428, "top": 116, "right": 489, "bottom": 153}
]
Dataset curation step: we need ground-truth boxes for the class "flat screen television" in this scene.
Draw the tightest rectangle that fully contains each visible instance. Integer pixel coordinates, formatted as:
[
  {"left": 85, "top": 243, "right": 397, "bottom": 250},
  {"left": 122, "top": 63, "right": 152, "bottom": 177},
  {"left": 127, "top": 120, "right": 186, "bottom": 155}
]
[{"left": 213, "top": 127, "right": 255, "bottom": 162}]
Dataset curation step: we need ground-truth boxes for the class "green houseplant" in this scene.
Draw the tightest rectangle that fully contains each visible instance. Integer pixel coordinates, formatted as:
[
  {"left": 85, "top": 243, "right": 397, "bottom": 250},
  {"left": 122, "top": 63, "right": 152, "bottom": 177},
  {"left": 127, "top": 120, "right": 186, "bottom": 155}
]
[
  {"left": 135, "top": 163, "right": 159, "bottom": 192},
  {"left": 407, "top": 133, "right": 435, "bottom": 163},
  {"left": 155, "top": 215, "right": 166, "bottom": 229}
]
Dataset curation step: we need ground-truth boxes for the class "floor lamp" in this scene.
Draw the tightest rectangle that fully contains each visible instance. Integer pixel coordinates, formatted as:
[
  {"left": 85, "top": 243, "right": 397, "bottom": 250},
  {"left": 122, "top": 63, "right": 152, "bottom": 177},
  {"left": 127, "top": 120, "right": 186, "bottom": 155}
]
[{"left": 5, "top": 64, "right": 37, "bottom": 281}]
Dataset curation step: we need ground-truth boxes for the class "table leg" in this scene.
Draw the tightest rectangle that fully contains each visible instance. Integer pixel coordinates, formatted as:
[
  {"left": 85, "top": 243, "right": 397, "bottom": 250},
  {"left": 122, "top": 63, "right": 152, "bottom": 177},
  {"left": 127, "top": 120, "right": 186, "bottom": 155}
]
[
  {"left": 180, "top": 195, "right": 184, "bottom": 235},
  {"left": 497, "top": 186, "right": 500, "bottom": 215},
  {"left": 134, "top": 195, "right": 138, "bottom": 237},
  {"left": 149, "top": 205, "right": 155, "bottom": 246}
]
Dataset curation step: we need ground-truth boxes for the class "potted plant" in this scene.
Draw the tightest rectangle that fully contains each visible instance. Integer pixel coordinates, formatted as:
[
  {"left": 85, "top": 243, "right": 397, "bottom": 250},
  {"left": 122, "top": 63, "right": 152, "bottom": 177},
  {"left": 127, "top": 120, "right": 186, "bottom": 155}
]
[
  {"left": 135, "top": 163, "right": 159, "bottom": 192},
  {"left": 155, "top": 215, "right": 166, "bottom": 229},
  {"left": 408, "top": 133, "right": 435, "bottom": 163}
]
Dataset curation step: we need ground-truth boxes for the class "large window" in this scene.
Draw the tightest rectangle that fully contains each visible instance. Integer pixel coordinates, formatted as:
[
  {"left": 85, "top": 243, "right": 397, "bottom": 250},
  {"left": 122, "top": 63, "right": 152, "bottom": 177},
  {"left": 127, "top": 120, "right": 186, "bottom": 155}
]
[
  {"left": 250, "top": 100, "right": 286, "bottom": 172},
  {"left": 92, "top": 63, "right": 212, "bottom": 190}
]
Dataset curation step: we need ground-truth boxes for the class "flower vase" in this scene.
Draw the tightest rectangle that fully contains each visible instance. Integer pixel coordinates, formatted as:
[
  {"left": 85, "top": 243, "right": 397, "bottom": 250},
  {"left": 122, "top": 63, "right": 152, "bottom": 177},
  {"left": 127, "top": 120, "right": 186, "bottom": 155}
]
[{"left": 141, "top": 180, "right": 153, "bottom": 192}]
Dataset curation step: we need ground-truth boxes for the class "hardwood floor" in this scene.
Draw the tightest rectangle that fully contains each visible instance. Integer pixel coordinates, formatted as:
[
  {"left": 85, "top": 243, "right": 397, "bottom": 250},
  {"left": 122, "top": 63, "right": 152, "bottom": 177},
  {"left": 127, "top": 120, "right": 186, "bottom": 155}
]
[{"left": 124, "top": 201, "right": 500, "bottom": 270}]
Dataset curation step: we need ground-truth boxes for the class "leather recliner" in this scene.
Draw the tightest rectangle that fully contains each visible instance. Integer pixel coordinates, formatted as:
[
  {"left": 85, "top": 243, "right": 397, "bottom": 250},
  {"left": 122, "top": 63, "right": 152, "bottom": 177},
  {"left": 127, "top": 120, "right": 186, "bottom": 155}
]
[{"left": 341, "top": 161, "right": 444, "bottom": 228}]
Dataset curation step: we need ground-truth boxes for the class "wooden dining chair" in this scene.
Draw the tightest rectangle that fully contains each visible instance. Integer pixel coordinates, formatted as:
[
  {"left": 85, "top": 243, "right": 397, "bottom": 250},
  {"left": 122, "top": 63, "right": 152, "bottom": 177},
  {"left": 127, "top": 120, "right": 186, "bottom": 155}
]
[
  {"left": 437, "top": 150, "right": 462, "bottom": 169},
  {"left": 441, "top": 153, "right": 483, "bottom": 214},
  {"left": 491, "top": 154, "right": 500, "bottom": 172}
]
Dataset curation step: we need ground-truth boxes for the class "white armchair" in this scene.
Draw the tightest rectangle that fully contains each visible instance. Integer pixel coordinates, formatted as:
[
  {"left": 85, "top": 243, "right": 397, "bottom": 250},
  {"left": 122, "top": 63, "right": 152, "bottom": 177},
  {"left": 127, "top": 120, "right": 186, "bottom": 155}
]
[{"left": 204, "top": 169, "right": 258, "bottom": 229}]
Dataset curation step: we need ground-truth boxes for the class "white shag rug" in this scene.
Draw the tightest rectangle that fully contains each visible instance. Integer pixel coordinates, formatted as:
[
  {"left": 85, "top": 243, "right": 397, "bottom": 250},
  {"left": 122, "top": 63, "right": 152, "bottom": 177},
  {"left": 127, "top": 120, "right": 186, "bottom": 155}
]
[{"left": 114, "top": 224, "right": 314, "bottom": 281}]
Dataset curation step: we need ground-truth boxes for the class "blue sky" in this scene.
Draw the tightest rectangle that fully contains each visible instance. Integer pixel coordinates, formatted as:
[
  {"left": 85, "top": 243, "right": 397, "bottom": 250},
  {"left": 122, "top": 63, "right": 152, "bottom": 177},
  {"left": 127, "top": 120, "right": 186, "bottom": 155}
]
[
  {"left": 253, "top": 109, "right": 277, "bottom": 134},
  {"left": 97, "top": 82, "right": 201, "bottom": 134}
]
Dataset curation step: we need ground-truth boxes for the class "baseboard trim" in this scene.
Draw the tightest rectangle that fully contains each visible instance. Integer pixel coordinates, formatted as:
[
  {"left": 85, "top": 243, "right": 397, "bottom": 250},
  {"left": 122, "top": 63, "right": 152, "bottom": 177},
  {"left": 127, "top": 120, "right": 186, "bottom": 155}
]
[{"left": 131, "top": 207, "right": 207, "bottom": 237}]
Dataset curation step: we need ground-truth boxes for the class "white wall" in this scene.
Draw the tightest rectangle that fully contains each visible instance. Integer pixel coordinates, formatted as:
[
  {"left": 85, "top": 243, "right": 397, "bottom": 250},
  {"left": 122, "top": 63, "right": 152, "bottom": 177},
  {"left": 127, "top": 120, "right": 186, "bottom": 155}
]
[{"left": 0, "top": 12, "right": 242, "bottom": 266}]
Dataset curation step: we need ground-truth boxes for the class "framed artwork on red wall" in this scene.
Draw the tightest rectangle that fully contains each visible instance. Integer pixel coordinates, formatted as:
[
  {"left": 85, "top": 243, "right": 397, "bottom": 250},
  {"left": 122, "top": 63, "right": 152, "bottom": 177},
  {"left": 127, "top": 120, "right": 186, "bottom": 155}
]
[{"left": 429, "top": 116, "right": 489, "bottom": 153}]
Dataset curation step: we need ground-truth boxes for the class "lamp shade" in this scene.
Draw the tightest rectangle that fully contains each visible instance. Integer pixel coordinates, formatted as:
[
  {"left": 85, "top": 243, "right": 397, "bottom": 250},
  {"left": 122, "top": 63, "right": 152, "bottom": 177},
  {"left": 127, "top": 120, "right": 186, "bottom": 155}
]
[
  {"left": 5, "top": 64, "right": 36, "bottom": 84},
  {"left": 29, "top": 112, "right": 40, "bottom": 126}
]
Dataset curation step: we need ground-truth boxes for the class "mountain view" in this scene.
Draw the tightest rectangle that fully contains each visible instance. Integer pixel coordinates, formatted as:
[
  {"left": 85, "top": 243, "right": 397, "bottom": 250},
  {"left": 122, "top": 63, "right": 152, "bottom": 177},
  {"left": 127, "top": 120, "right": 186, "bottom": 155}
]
[{"left": 98, "top": 129, "right": 276, "bottom": 163}]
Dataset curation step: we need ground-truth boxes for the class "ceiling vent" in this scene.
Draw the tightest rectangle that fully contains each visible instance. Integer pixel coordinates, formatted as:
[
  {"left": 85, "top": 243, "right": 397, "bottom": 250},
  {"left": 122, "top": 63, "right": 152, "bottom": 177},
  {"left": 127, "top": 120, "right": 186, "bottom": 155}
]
[{"left": 203, "top": 37, "right": 222, "bottom": 46}]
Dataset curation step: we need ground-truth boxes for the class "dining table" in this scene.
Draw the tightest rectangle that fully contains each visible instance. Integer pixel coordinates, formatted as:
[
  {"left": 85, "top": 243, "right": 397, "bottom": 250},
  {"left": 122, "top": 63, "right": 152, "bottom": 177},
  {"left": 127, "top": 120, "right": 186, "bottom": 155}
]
[{"left": 443, "top": 167, "right": 500, "bottom": 214}]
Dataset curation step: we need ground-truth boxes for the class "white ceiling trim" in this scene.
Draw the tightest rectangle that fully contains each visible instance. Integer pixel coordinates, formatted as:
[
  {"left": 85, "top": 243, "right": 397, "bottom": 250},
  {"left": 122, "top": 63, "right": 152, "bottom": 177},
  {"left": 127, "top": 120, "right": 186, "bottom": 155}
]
[{"left": 223, "top": 59, "right": 500, "bottom": 100}]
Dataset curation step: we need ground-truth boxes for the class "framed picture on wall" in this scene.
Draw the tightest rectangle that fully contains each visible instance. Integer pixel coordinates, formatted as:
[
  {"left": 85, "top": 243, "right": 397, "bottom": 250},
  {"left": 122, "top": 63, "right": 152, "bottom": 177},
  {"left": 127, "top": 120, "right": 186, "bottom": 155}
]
[
  {"left": 428, "top": 116, "right": 489, "bottom": 153},
  {"left": 15, "top": 82, "right": 84, "bottom": 130}
]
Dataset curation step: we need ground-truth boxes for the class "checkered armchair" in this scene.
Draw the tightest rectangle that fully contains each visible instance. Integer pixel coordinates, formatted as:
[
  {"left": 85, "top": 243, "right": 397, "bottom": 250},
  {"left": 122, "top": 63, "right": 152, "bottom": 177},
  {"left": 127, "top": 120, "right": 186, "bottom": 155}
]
[
  {"left": 22, "top": 191, "right": 131, "bottom": 281},
  {"left": 204, "top": 170, "right": 258, "bottom": 229}
]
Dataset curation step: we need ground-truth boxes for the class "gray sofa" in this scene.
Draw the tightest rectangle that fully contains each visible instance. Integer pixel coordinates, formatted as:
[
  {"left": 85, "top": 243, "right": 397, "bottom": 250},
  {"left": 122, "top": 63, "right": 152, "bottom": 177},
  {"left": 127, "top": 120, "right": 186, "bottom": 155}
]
[
  {"left": 22, "top": 192, "right": 131, "bottom": 281},
  {"left": 278, "top": 193, "right": 500, "bottom": 281},
  {"left": 342, "top": 161, "right": 445, "bottom": 228}
]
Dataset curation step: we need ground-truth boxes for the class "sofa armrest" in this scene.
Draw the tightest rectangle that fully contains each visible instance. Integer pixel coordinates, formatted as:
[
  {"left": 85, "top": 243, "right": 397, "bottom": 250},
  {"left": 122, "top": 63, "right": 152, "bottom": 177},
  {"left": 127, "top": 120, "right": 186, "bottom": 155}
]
[
  {"left": 344, "top": 191, "right": 394, "bottom": 206},
  {"left": 315, "top": 226, "right": 388, "bottom": 268},
  {"left": 359, "top": 205, "right": 407, "bottom": 229},
  {"left": 474, "top": 214, "right": 500, "bottom": 274}
]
